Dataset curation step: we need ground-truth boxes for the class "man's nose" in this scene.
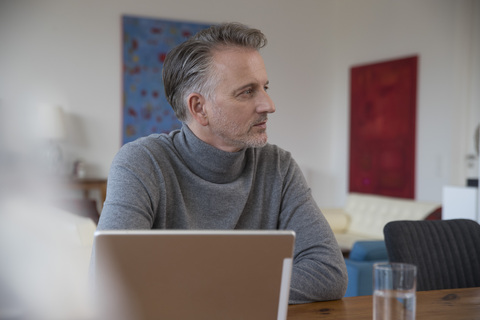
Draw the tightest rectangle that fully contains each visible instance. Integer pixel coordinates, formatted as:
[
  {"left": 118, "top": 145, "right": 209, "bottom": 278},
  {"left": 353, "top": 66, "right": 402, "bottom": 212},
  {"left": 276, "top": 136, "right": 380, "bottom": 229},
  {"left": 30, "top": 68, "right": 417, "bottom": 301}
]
[{"left": 256, "top": 91, "right": 276, "bottom": 114}]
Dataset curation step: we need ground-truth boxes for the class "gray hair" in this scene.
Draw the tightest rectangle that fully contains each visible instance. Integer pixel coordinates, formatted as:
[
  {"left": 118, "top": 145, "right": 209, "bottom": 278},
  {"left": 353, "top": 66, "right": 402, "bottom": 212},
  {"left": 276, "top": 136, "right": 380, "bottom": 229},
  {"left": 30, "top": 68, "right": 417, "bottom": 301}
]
[{"left": 162, "top": 22, "right": 267, "bottom": 122}]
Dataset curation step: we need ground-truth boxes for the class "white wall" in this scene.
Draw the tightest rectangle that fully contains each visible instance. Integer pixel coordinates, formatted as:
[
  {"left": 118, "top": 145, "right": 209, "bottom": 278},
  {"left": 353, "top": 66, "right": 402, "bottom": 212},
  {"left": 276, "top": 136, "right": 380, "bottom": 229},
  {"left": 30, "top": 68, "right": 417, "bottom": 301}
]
[
  {"left": 0, "top": 0, "right": 478, "bottom": 207},
  {"left": 327, "top": 0, "right": 480, "bottom": 205}
]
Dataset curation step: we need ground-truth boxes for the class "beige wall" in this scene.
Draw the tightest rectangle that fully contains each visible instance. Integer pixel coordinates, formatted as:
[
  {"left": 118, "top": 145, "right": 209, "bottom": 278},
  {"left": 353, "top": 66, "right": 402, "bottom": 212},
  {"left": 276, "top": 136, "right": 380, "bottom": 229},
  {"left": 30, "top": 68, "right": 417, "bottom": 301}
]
[{"left": 0, "top": 0, "right": 478, "bottom": 206}]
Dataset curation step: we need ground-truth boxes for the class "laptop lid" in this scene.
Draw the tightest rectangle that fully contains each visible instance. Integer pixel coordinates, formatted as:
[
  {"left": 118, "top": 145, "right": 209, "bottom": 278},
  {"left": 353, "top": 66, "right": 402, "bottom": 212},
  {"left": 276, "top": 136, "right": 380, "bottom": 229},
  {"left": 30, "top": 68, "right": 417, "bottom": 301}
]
[{"left": 93, "top": 230, "right": 295, "bottom": 320}]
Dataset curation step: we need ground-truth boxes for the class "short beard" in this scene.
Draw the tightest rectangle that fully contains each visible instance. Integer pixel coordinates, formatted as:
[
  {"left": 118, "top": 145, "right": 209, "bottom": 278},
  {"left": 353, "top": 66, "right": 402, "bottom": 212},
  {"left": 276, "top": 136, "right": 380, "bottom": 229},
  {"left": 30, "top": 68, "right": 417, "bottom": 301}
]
[{"left": 211, "top": 114, "right": 269, "bottom": 150}]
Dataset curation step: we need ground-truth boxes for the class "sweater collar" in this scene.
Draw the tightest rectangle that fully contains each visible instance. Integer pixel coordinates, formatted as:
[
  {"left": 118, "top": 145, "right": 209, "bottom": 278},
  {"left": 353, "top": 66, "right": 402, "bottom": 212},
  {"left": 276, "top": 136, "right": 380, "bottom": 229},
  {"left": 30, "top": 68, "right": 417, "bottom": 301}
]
[{"left": 174, "top": 124, "right": 248, "bottom": 184}]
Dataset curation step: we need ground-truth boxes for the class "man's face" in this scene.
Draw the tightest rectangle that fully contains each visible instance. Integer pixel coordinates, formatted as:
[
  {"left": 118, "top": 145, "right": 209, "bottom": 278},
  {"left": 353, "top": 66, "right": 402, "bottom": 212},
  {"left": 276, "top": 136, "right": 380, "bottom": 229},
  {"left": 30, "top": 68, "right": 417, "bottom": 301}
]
[{"left": 203, "top": 48, "right": 275, "bottom": 152}]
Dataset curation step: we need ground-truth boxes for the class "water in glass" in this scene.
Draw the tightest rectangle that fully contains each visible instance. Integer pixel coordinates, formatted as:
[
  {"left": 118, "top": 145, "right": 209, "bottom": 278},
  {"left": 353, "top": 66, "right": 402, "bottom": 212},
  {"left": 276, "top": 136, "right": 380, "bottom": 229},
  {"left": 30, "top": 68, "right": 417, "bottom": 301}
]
[{"left": 373, "top": 289, "right": 416, "bottom": 320}]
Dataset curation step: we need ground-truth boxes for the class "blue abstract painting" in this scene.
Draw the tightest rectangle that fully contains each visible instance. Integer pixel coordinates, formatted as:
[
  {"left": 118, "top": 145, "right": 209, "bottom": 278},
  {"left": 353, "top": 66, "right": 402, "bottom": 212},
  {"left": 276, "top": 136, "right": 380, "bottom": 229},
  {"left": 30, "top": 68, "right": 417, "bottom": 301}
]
[{"left": 122, "top": 16, "right": 212, "bottom": 145}]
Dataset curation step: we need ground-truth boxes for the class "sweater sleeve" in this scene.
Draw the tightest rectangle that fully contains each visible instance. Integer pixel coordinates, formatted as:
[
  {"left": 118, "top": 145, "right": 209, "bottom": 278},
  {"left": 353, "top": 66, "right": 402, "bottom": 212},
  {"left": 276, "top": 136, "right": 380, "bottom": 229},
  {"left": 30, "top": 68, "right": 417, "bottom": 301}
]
[
  {"left": 278, "top": 160, "right": 348, "bottom": 304},
  {"left": 97, "top": 142, "right": 161, "bottom": 230}
]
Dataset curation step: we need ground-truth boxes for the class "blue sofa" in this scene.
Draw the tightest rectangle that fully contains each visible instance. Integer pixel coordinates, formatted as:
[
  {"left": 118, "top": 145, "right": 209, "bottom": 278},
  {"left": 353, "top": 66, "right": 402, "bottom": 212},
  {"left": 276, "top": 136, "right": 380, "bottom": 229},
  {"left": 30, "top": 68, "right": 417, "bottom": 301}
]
[{"left": 344, "top": 240, "right": 388, "bottom": 297}]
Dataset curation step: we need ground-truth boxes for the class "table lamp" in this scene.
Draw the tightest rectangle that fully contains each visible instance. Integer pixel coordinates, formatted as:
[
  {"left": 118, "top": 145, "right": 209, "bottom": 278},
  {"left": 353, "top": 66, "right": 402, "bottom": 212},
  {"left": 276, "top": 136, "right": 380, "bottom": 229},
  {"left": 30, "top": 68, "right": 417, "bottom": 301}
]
[{"left": 38, "top": 105, "right": 67, "bottom": 174}]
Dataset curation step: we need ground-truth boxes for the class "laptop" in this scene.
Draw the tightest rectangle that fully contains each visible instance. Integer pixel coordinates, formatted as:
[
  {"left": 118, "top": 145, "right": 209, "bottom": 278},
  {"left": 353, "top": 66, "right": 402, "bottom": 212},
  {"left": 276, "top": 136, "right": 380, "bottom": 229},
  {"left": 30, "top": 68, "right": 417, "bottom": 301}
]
[{"left": 93, "top": 230, "right": 295, "bottom": 320}]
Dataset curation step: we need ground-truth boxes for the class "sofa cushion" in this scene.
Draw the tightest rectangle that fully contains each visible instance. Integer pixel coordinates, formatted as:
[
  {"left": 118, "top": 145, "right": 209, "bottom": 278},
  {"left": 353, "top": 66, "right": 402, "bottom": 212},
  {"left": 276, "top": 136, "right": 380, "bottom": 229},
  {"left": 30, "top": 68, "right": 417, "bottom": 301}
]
[
  {"left": 322, "top": 208, "right": 350, "bottom": 233},
  {"left": 345, "top": 258, "right": 388, "bottom": 297},
  {"left": 334, "top": 233, "right": 376, "bottom": 251},
  {"left": 345, "top": 193, "right": 440, "bottom": 238},
  {"left": 349, "top": 240, "right": 388, "bottom": 261},
  {"left": 424, "top": 207, "right": 442, "bottom": 220}
]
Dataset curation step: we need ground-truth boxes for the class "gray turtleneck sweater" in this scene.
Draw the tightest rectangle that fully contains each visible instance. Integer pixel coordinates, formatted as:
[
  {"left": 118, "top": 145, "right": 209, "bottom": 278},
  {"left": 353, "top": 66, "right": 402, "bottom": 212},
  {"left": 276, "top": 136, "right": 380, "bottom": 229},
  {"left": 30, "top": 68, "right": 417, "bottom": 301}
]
[{"left": 97, "top": 125, "right": 347, "bottom": 304}]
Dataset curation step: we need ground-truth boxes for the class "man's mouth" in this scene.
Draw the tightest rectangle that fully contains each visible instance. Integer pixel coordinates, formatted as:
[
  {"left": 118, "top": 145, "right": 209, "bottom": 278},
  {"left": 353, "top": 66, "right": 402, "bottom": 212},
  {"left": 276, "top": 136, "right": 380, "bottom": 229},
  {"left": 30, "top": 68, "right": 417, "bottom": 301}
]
[{"left": 253, "top": 118, "right": 268, "bottom": 129}]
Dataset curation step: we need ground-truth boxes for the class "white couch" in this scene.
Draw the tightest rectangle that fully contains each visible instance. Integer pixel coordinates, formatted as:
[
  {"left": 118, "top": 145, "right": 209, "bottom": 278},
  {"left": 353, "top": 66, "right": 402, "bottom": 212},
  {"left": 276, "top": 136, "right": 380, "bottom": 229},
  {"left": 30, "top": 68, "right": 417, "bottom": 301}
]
[{"left": 321, "top": 193, "right": 441, "bottom": 252}]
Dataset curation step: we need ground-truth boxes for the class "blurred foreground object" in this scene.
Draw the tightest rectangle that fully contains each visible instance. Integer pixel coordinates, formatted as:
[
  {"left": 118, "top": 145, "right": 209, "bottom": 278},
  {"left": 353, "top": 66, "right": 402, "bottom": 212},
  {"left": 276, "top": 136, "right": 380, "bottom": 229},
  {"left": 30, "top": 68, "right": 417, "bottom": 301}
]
[
  {"left": 0, "top": 199, "right": 96, "bottom": 319},
  {"left": 0, "top": 102, "right": 95, "bottom": 319}
]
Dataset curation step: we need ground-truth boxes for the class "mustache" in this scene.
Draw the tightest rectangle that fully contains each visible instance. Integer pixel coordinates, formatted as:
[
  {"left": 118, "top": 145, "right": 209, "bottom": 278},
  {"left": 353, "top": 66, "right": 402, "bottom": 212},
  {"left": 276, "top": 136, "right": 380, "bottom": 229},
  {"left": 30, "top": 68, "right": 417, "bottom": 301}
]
[{"left": 253, "top": 116, "right": 268, "bottom": 125}]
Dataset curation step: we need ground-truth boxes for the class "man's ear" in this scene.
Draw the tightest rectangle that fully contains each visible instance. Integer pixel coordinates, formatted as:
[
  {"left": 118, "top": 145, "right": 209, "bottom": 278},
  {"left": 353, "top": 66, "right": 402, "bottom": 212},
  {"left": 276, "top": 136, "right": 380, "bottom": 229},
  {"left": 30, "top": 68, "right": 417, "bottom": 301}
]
[{"left": 187, "top": 92, "right": 209, "bottom": 126}]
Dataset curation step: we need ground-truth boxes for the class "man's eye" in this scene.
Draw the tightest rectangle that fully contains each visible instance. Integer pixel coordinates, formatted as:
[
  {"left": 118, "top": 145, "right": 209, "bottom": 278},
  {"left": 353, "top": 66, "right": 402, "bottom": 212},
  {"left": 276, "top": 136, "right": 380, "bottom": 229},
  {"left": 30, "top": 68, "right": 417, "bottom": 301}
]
[{"left": 243, "top": 89, "right": 253, "bottom": 95}]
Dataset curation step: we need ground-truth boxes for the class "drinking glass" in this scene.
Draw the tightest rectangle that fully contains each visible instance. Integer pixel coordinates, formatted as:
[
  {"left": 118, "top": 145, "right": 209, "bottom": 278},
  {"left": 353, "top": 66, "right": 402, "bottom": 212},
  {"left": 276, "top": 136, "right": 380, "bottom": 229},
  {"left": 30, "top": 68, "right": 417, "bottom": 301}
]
[{"left": 373, "top": 262, "right": 417, "bottom": 320}]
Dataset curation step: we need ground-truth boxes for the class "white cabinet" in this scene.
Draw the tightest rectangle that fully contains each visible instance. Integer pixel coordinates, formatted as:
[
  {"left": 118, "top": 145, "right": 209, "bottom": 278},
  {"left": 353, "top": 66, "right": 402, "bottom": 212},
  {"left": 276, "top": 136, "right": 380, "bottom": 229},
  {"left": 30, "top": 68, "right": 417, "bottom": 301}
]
[{"left": 442, "top": 186, "right": 479, "bottom": 222}]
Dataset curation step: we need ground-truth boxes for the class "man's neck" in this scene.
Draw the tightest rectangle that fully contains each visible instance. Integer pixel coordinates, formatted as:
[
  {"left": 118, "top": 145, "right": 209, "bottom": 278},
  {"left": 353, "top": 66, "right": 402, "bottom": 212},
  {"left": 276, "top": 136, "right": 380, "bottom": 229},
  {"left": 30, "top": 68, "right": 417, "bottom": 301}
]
[{"left": 185, "top": 121, "right": 243, "bottom": 153}]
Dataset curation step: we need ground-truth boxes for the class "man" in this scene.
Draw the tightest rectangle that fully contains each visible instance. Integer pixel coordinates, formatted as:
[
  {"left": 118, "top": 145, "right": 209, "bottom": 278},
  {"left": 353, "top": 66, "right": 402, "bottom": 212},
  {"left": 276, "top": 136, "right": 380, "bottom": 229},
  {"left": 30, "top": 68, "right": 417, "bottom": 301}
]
[{"left": 97, "top": 22, "right": 347, "bottom": 304}]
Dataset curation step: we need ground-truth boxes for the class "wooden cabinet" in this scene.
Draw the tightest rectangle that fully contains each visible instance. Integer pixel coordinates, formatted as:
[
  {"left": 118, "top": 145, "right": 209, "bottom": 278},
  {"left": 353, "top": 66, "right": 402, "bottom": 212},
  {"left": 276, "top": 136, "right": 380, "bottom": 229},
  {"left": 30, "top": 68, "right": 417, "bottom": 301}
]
[{"left": 65, "top": 178, "right": 107, "bottom": 212}]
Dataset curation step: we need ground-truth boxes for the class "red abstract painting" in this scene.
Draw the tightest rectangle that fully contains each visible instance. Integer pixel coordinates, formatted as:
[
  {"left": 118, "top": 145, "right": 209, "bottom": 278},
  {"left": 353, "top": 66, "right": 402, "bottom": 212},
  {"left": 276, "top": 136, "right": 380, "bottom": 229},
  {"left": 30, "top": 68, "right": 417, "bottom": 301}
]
[{"left": 349, "top": 56, "right": 418, "bottom": 199}]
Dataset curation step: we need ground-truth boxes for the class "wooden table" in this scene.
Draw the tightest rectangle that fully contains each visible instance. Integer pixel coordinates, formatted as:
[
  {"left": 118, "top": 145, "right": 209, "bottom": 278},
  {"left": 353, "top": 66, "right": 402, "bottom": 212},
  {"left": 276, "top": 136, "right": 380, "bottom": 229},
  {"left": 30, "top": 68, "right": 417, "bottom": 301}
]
[{"left": 287, "top": 287, "right": 480, "bottom": 319}]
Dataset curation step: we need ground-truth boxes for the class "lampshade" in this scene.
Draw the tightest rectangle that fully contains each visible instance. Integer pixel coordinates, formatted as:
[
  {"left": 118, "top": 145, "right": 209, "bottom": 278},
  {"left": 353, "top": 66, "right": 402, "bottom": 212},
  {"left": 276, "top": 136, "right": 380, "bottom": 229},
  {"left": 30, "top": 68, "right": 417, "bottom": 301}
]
[{"left": 38, "top": 105, "right": 67, "bottom": 141}]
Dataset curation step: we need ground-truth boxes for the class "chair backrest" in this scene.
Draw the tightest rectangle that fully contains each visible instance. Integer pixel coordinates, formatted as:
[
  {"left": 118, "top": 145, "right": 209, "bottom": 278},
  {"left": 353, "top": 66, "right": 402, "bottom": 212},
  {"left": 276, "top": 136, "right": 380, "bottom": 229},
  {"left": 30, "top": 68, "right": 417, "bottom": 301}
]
[{"left": 383, "top": 219, "right": 480, "bottom": 291}]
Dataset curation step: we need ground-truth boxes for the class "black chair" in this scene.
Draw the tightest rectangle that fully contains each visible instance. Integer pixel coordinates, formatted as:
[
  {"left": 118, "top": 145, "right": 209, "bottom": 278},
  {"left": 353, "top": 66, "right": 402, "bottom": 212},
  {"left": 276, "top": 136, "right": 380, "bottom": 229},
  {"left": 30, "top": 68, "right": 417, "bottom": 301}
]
[{"left": 383, "top": 219, "right": 480, "bottom": 291}]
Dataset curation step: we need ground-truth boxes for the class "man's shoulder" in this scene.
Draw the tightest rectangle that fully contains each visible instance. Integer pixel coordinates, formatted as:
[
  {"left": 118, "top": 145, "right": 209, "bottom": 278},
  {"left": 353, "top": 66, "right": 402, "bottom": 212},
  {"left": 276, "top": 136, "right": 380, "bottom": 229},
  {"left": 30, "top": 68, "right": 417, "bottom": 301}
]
[
  {"left": 123, "top": 131, "right": 177, "bottom": 150},
  {"left": 115, "top": 131, "right": 179, "bottom": 162}
]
